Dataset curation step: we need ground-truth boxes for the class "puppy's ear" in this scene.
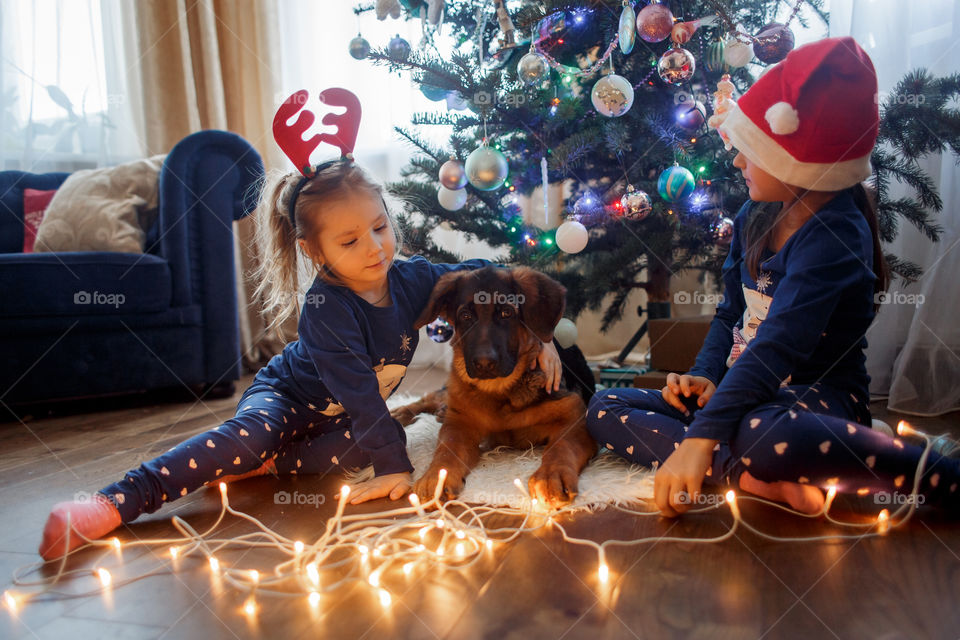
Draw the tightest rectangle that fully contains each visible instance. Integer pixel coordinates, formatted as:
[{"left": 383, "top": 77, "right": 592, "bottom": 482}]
[
  {"left": 512, "top": 267, "right": 566, "bottom": 343},
  {"left": 413, "top": 270, "right": 466, "bottom": 330}
]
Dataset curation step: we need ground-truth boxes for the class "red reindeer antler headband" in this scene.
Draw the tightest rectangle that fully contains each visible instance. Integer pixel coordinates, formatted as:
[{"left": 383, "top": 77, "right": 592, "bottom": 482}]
[{"left": 272, "top": 88, "right": 363, "bottom": 225}]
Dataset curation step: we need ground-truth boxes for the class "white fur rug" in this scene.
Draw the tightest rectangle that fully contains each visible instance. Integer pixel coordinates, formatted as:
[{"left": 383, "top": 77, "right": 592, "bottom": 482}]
[{"left": 346, "top": 395, "right": 655, "bottom": 511}]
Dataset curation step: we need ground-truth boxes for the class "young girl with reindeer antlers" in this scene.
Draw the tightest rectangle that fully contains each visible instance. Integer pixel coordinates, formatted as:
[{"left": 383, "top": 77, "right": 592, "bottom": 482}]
[{"left": 38, "top": 88, "right": 563, "bottom": 560}]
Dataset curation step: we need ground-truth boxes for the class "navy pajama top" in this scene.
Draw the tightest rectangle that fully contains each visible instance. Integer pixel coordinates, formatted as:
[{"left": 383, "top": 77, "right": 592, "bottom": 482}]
[
  {"left": 255, "top": 256, "right": 490, "bottom": 476},
  {"left": 686, "top": 190, "right": 877, "bottom": 442}
]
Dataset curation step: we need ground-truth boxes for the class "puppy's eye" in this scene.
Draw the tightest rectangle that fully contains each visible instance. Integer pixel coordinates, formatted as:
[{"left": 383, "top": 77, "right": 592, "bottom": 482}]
[
  {"left": 499, "top": 307, "right": 513, "bottom": 319},
  {"left": 459, "top": 310, "right": 473, "bottom": 322}
]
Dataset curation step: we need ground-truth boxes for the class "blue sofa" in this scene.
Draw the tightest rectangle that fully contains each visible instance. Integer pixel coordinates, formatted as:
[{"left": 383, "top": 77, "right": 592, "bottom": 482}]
[{"left": 0, "top": 130, "right": 264, "bottom": 406}]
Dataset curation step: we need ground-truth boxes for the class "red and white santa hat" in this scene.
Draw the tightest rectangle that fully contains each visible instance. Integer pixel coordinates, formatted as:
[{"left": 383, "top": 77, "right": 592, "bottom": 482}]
[{"left": 715, "top": 36, "right": 879, "bottom": 191}]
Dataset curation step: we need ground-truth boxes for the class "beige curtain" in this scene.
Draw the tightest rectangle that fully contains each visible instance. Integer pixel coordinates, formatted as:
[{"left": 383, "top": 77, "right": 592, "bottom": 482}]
[{"left": 127, "top": 0, "right": 293, "bottom": 372}]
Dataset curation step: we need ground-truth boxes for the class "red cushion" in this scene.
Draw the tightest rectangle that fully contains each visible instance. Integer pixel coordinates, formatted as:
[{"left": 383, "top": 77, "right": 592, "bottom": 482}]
[{"left": 22, "top": 188, "right": 57, "bottom": 253}]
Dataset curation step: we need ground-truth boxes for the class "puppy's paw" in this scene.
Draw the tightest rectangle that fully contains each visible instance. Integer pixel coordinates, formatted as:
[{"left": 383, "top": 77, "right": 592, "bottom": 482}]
[{"left": 528, "top": 464, "right": 579, "bottom": 509}]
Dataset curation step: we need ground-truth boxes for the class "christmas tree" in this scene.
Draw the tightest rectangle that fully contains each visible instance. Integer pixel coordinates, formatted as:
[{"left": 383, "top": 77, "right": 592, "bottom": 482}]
[{"left": 354, "top": 0, "right": 959, "bottom": 341}]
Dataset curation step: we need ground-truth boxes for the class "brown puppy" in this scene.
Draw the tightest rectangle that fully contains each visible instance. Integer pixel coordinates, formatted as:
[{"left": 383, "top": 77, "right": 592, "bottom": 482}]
[{"left": 408, "top": 265, "right": 596, "bottom": 508}]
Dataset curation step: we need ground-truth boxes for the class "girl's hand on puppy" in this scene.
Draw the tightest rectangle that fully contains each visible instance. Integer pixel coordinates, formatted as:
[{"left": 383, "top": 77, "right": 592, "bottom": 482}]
[
  {"left": 349, "top": 472, "right": 412, "bottom": 504},
  {"left": 533, "top": 340, "right": 562, "bottom": 394},
  {"left": 661, "top": 373, "right": 716, "bottom": 415}
]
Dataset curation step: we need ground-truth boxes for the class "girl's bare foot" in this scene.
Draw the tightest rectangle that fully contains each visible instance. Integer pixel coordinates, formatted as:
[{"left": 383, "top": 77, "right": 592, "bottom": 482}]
[
  {"left": 39, "top": 494, "right": 122, "bottom": 560},
  {"left": 738, "top": 470, "right": 826, "bottom": 514}
]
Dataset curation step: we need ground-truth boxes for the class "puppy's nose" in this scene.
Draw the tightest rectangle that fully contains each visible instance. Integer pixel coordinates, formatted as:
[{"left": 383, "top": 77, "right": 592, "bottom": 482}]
[{"left": 472, "top": 356, "right": 497, "bottom": 375}]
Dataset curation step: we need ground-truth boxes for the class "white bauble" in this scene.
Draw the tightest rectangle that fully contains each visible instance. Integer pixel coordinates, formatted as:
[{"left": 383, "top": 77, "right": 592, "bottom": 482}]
[
  {"left": 437, "top": 185, "right": 467, "bottom": 211},
  {"left": 555, "top": 220, "right": 589, "bottom": 254},
  {"left": 591, "top": 74, "right": 634, "bottom": 117},
  {"left": 554, "top": 318, "right": 578, "bottom": 349}
]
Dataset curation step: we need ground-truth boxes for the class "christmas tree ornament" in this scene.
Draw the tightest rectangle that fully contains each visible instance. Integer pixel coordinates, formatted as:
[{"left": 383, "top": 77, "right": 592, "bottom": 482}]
[
  {"left": 426, "top": 317, "right": 454, "bottom": 343},
  {"left": 618, "top": 2, "right": 636, "bottom": 54},
  {"left": 675, "top": 100, "right": 706, "bottom": 130},
  {"left": 465, "top": 142, "right": 508, "bottom": 191},
  {"left": 445, "top": 92, "right": 468, "bottom": 110},
  {"left": 636, "top": 1, "right": 674, "bottom": 43},
  {"left": 494, "top": 0, "right": 517, "bottom": 50},
  {"left": 421, "top": 84, "right": 448, "bottom": 102},
  {"left": 554, "top": 318, "right": 578, "bottom": 349},
  {"left": 705, "top": 40, "right": 726, "bottom": 72},
  {"left": 671, "top": 15, "right": 717, "bottom": 44},
  {"left": 437, "top": 185, "right": 467, "bottom": 210},
  {"left": 376, "top": 0, "right": 402, "bottom": 20},
  {"left": 657, "top": 164, "right": 695, "bottom": 202},
  {"left": 657, "top": 44, "right": 696, "bottom": 85},
  {"left": 555, "top": 220, "right": 589, "bottom": 254},
  {"left": 591, "top": 74, "right": 634, "bottom": 117},
  {"left": 388, "top": 34, "right": 411, "bottom": 60},
  {"left": 573, "top": 192, "right": 603, "bottom": 217},
  {"left": 722, "top": 35, "right": 753, "bottom": 68},
  {"left": 620, "top": 185, "right": 652, "bottom": 221},
  {"left": 439, "top": 158, "right": 467, "bottom": 190},
  {"left": 517, "top": 47, "right": 549, "bottom": 86},
  {"left": 711, "top": 216, "right": 734, "bottom": 245},
  {"left": 707, "top": 74, "right": 737, "bottom": 150},
  {"left": 425, "top": 0, "right": 444, "bottom": 25},
  {"left": 349, "top": 35, "right": 371, "bottom": 60},
  {"left": 753, "top": 22, "right": 795, "bottom": 64}
]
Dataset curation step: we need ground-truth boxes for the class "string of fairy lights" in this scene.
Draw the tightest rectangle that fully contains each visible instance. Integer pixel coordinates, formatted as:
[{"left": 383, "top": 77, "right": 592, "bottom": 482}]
[{"left": 3, "top": 421, "right": 953, "bottom": 620}]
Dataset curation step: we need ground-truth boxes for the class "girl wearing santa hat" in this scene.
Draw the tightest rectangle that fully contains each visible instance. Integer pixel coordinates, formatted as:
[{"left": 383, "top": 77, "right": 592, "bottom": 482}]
[{"left": 587, "top": 37, "right": 959, "bottom": 516}]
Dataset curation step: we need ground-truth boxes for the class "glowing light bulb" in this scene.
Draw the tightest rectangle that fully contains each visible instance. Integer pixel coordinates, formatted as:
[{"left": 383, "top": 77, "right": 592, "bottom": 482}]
[
  {"left": 403, "top": 562, "right": 414, "bottom": 575},
  {"left": 415, "top": 544, "right": 425, "bottom": 553},
  {"left": 378, "top": 589, "right": 392, "bottom": 608},
  {"left": 436, "top": 545, "right": 445, "bottom": 557},
  {"left": 368, "top": 570, "right": 381, "bottom": 588},
  {"left": 243, "top": 597, "right": 257, "bottom": 616},
  {"left": 219, "top": 482, "right": 227, "bottom": 496},
  {"left": 824, "top": 485, "right": 838, "bottom": 513},
  {"left": 877, "top": 509, "right": 890, "bottom": 535},
  {"left": 897, "top": 421, "right": 916, "bottom": 437},
  {"left": 110, "top": 537, "right": 121, "bottom": 551},
  {"left": 455, "top": 543, "right": 465, "bottom": 557},
  {"left": 96, "top": 567, "right": 112, "bottom": 587},
  {"left": 373, "top": 546, "right": 383, "bottom": 558},
  {"left": 294, "top": 540, "right": 304, "bottom": 554},
  {"left": 209, "top": 556, "right": 220, "bottom": 572},
  {"left": 169, "top": 546, "right": 179, "bottom": 560},
  {"left": 418, "top": 525, "right": 431, "bottom": 540},
  {"left": 435, "top": 518, "right": 445, "bottom": 529},
  {"left": 4, "top": 590, "right": 18, "bottom": 612},
  {"left": 308, "top": 591, "right": 321, "bottom": 607},
  {"left": 438, "top": 468, "right": 447, "bottom": 481},
  {"left": 455, "top": 530, "right": 465, "bottom": 539},
  {"left": 248, "top": 569, "right": 259, "bottom": 584},
  {"left": 598, "top": 562, "right": 609, "bottom": 584},
  {"left": 306, "top": 562, "right": 320, "bottom": 586},
  {"left": 485, "top": 540, "right": 493, "bottom": 551},
  {"left": 359, "top": 545, "right": 369, "bottom": 556},
  {"left": 725, "top": 490, "right": 741, "bottom": 519}
]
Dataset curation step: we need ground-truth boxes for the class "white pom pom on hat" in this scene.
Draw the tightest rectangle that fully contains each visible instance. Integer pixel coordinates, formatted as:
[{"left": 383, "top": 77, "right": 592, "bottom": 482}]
[{"left": 765, "top": 101, "right": 799, "bottom": 135}]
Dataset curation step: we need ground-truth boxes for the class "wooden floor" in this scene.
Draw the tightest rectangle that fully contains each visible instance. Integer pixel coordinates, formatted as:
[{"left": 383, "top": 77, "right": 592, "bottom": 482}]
[{"left": 2, "top": 369, "right": 959, "bottom": 640}]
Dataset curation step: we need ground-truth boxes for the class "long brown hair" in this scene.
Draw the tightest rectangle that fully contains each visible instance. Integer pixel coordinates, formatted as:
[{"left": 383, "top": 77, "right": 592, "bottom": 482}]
[
  {"left": 743, "top": 184, "right": 889, "bottom": 308},
  {"left": 251, "top": 162, "right": 404, "bottom": 340}
]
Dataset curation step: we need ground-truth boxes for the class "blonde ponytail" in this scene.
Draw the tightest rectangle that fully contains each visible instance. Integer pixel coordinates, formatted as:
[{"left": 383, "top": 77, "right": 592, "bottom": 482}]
[{"left": 251, "top": 170, "right": 312, "bottom": 341}]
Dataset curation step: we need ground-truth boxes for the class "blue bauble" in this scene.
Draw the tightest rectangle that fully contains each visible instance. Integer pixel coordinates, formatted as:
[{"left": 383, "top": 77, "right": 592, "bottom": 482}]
[
  {"left": 657, "top": 165, "right": 695, "bottom": 202},
  {"left": 426, "top": 317, "right": 454, "bottom": 343},
  {"left": 421, "top": 84, "right": 448, "bottom": 102}
]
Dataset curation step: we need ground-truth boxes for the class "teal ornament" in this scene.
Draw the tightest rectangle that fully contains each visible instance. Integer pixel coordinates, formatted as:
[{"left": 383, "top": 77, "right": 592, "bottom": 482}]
[
  {"left": 349, "top": 36, "right": 371, "bottom": 60},
  {"left": 705, "top": 40, "right": 726, "bottom": 73},
  {"left": 421, "top": 84, "right": 449, "bottom": 102},
  {"left": 619, "top": 3, "right": 636, "bottom": 55},
  {"left": 657, "top": 164, "right": 695, "bottom": 202},
  {"left": 465, "top": 144, "right": 508, "bottom": 191}
]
